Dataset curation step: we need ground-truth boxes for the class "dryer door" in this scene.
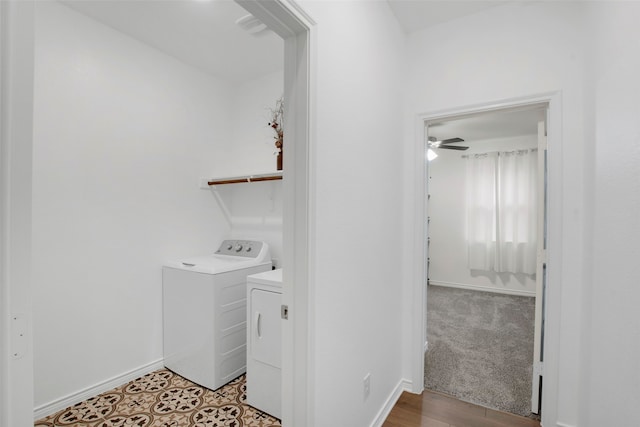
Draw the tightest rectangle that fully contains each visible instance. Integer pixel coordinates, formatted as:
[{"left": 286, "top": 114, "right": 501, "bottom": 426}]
[{"left": 250, "top": 288, "right": 282, "bottom": 368}]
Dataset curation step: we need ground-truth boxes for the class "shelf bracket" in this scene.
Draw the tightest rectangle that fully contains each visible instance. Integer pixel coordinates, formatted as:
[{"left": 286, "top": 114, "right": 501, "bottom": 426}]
[
  {"left": 201, "top": 171, "right": 283, "bottom": 229},
  {"left": 210, "top": 187, "right": 233, "bottom": 228}
]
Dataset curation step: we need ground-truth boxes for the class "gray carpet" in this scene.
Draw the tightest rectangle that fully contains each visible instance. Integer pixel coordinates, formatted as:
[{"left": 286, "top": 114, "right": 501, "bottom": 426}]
[{"left": 424, "top": 285, "right": 536, "bottom": 417}]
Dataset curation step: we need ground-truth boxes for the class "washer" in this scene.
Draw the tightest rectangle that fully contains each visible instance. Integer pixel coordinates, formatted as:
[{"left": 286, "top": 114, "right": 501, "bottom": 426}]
[
  {"left": 162, "top": 240, "right": 271, "bottom": 391},
  {"left": 246, "top": 268, "right": 283, "bottom": 418}
]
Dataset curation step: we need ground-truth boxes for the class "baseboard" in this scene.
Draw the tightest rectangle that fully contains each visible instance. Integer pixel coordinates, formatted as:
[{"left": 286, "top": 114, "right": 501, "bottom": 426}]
[
  {"left": 429, "top": 280, "right": 536, "bottom": 297},
  {"left": 34, "top": 358, "right": 165, "bottom": 421},
  {"left": 369, "top": 378, "right": 413, "bottom": 427},
  {"left": 536, "top": 420, "right": 576, "bottom": 427}
]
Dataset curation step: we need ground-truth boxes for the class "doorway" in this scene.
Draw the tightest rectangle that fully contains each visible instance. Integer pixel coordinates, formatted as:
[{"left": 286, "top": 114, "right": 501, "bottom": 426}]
[
  {"left": 0, "top": 1, "right": 313, "bottom": 425},
  {"left": 423, "top": 105, "right": 547, "bottom": 417}
]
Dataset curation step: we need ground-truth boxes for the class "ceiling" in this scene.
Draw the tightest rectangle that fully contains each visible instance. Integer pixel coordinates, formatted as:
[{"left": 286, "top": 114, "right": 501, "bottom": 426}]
[
  {"left": 61, "top": 0, "right": 284, "bottom": 84},
  {"left": 387, "top": 0, "right": 511, "bottom": 33},
  {"left": 427, "top": 107, "right": 543, "bottom": 145},
  {"left": 60, "top": 0, "right": 513, "bottom": 84},
  {"left": 59, "top": 0, "right": 533, "bottom": 139}
]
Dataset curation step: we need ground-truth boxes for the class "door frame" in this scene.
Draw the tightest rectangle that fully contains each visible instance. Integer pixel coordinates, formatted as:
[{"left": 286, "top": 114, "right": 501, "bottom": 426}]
[
  {"left": 411, "top": 93, "right": 562, "bottom": 425},
  {"left": 236, "top": 2, "right": 316, "bottom": 425},
  {"left": 1, "top": 1, "right": 36, "bottom": 426},
  {"left": 531, "top": 114, "right": 547, "bottom": 414}
]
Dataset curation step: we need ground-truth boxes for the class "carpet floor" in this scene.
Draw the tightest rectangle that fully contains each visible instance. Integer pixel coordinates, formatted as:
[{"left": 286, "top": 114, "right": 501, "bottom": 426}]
[
  {"left": 35, "top": 370, "right": 280, "bottom": 427},
  {"left": 424, "top": 285, "right": 536, "bottom": 417}
]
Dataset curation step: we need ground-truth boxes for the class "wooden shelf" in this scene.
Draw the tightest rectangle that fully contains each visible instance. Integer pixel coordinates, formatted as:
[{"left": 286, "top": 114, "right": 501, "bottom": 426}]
[{"left": 207, "top": 171, "right": 282, "bottom": 186}]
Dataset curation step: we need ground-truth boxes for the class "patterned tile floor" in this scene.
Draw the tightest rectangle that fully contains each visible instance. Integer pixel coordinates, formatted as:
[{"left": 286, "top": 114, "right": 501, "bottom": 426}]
[{"left": 35, "top": 369, "right": 281, "bottom": 427}]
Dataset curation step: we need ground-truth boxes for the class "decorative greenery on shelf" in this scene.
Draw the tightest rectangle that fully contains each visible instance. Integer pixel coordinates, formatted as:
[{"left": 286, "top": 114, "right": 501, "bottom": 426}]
[{"left": 268, "top": 97, "right": 284, "bottom": 170}]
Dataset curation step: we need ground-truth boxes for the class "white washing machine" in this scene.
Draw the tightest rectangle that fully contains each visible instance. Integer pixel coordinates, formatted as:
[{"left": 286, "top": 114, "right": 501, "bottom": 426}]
[
  {"left": 162, "top": 240, "right": 271, "bottom": 391},
  {"left": 246, "top": 268, "right": 282, "bottom": 419}
]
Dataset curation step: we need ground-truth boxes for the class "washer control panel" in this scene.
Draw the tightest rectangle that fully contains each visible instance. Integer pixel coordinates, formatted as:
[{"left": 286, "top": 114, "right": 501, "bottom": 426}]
[{"left": 215, "top": 240, "right": 264, "bottom": 258}]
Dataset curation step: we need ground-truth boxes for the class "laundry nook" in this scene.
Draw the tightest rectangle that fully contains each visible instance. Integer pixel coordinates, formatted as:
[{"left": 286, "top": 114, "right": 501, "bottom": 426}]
[{"left": 28, "top": 0, "right": 286, "bottom": 423}]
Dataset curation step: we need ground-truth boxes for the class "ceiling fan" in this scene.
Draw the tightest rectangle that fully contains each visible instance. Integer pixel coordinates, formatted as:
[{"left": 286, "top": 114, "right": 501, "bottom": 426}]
[{"left": 428, "top": 137, "right": 469, "bottom": 151}]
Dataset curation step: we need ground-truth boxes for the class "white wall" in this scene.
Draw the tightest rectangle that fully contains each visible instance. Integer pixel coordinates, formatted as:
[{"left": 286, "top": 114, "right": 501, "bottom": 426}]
[
  {"left": 219, "top": 180, "right": 283, "bottom": 267},
  {"left": 299, "top": 1, "right": 406, "bottom": 425},
  {"left": 582, "top": 2, "right": 640, "bottom": 426},
  {"left": 429, "top": 135, "right": 537, "bottom": 295},
  {"left": 229, "top": 70, "right": 284, "bottom": 176},
  {"left": 32, "top": 2, "right": 235, "bottom": 409},
  {"left": 224, "top": 70, "right": 284, "bottom": 265},
  {"left": 403, "top": 2, "right": 588, "bottom": 426}
]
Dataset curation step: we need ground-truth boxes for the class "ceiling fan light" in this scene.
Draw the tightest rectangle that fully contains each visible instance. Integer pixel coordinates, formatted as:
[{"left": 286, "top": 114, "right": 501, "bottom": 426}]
[{"left": 427, "top": 148, "right": 438, "bottom": 162}]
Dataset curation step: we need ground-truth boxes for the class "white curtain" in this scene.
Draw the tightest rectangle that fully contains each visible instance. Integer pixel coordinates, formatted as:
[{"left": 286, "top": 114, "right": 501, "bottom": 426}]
[{"left": 466, "top": 149, "right": 537, "bottom": 275}]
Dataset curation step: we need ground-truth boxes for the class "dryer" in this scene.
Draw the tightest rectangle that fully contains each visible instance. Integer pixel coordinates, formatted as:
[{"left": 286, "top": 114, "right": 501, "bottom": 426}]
[
  {"left": 246, "top": 268, "right": 283, "bottom": 418},
  {"left": 162, "top": 240, "right": 271, "bottom": 390}
]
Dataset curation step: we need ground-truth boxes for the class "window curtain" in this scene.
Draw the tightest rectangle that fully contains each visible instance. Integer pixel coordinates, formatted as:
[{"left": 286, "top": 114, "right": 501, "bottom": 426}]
[{"left": 465, "top": 149, "right": 537, "bottom": 275}]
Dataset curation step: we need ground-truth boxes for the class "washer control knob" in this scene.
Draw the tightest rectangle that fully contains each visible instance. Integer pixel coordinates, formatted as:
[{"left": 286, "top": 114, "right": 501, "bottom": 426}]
[
  {"left": 226, "top": 244, "right": 233, "bottom": 250},
  {"left": 246, "top": 246, "right": 252, "bottom": 252},
  {"left": 235, "top": 244, "right": 243, "bottom": 252}
]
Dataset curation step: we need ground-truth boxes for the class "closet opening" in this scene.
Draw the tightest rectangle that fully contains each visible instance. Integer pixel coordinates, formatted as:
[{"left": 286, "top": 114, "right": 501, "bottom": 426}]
[{"left": 2, "top": 1, "right": 313, "bottom": 426}]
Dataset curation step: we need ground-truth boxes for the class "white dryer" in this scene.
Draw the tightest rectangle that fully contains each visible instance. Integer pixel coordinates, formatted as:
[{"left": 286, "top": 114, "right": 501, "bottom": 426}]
[
  {"left": 162, "top": 240, "right": 271, "bottom": 390},
  {"left": 246, "top": 268, "right": 283, "bottom": 418}
]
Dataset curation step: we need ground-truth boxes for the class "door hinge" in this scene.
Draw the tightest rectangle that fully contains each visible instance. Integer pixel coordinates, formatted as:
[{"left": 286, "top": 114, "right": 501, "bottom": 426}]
[
  {"left": 11, "top": 314, "right": 27, "bottom": 359},
  {"left": 281, "top": 305, "right": 289, "bottom": 320}
]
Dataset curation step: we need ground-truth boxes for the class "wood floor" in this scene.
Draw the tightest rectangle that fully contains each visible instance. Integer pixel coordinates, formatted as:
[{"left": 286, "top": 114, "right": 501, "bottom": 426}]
[{"left": 383, "top": 389, "right": 541, "bottom": 427}]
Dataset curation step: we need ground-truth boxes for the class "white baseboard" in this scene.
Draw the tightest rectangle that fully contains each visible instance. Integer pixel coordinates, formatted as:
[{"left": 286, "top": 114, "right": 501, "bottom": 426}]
[
  {"left": 429, "top": 280, "right": 536, "bottom": 297},
  {"left": 535, "top": 420, "right": 576, "bottom": 427},
  {"left": 34, "top": 358, "right": 165, "bottom": 421},
  {"left": 369, "top": 378, "right": 413, "bottom": 427}
]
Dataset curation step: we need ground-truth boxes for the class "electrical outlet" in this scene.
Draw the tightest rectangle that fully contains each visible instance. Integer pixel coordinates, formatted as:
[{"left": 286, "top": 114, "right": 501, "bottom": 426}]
[{"left": 363, "top": 373, "right": 371, "bottom": 399}]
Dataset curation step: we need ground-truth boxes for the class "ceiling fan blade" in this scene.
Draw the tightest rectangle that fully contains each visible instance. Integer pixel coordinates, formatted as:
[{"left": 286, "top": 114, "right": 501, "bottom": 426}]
[
  {"left": 439, "top": 137, "right": 465, "bottom": 145},
  {"left": 440, "top": 145, "right": 469, "bottom": 151}
]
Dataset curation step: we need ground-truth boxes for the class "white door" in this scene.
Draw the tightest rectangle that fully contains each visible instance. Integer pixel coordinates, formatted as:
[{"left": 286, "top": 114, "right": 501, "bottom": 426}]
[{"left": 531, "top": 114, "right": 547, "bottom": 414}]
